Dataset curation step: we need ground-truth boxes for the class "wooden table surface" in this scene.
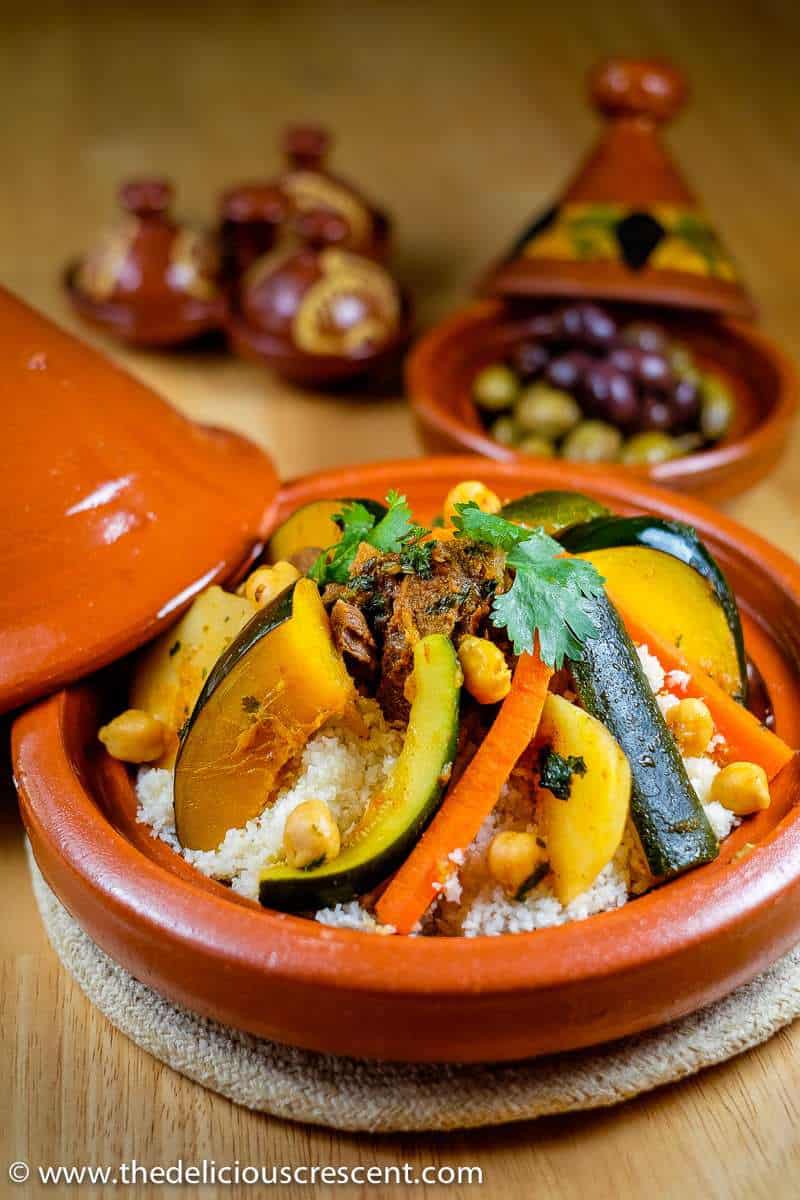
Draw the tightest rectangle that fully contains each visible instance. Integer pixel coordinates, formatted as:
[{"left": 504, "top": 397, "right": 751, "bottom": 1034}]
[{"left": 3, "top": 2, "right": 800, "bottom": 1196}]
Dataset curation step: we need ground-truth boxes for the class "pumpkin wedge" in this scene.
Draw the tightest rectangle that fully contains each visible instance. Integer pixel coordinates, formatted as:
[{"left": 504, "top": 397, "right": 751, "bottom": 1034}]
[{"left": 174, "top": 578, "right": 355, "bottom": 851}]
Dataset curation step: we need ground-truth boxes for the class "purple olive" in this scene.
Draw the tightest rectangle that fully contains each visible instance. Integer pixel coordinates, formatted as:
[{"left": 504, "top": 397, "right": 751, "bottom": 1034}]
[
  {"left": 637, "top": 351, "right": 673, "bottom": 391},
  {"left": 608, "top": 345, "right": 643, "bottom": 376},
  {"left": 556, "top": 303, "right": 617, "bottom": 349},
  {"left": 583, "top": 363, "right": 638, "bottom": 427},
  {"left": 639, "top": 393, "right": 675, "bottom": 432},
  {"left": 527, "top": 313, "right": 559, "bottom": 341},
  {"left": 546, "top": 351, "right": 590, "bottom": 392},
  {"left": 621, "top": 322, "right": 668, "bottom": 354},
  {"left": 671, "top": 377, "right": 701, "bottom": 427},
  {"left": 512, "top": 341, "right": 550, "bottom": 379},
  {"left": 580, "top": 304, "right": 618, "bottom": 348}
]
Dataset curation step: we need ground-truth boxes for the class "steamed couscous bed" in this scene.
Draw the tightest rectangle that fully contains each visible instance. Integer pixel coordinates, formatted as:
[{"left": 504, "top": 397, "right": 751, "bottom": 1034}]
[{"left": 135, "top": 643, "right": 737, "bottom": 936}]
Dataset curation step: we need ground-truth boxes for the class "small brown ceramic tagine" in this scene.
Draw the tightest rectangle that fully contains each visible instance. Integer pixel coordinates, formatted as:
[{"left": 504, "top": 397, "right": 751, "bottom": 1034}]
[
  {"left": 228, "top": 238, "right": 411, "bottom": 385},
  {"left": 65, "top": 179, "right": 226, "bottom": 345},
  {"left": 485, "top": 59, "right": 755, "bottom": 319}
]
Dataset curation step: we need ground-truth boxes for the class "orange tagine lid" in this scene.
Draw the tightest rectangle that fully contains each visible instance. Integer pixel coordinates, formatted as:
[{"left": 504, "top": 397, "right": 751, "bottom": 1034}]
[
  {"left": 484, "top": 58, "right": 756, "bottom": 320},
  {"left": 0, "top": 287, "right": 279, "bottom": 714}
]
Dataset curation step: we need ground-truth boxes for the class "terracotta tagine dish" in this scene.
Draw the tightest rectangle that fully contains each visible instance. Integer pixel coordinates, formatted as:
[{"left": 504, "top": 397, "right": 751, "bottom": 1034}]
[
  {"left": 64, "top": 179, "right": 226, "bottom": 346},
  {"left": 13, "top": 455, "right": 800, "bottom": 1064},
  {"left": 408, "top": 59, "right": 797, "bottom": 501},
  {"left": 0, "top": 286, "right": 278, "bottom": 715}
]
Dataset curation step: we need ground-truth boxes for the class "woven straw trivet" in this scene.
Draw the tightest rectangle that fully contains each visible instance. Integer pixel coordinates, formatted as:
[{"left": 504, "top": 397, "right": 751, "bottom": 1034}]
[{"left": 29, "top": 848, "right": 800, "bottom": 1133}]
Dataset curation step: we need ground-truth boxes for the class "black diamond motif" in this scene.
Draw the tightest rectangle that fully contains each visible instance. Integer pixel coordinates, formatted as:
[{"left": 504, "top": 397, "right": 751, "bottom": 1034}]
[
  {"left": 509, "top": 204, "right": 559, "bottom": 260},
  {"left": 615, "top": 211, "right": 666, "bottom": 270}
]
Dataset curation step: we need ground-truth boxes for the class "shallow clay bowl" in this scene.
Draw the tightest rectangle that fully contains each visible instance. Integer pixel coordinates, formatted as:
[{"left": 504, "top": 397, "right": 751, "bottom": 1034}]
[
  {"left": 14, "top": 457, "right": 800, "bottom": 1064},
  {"left": 409, "top": 301, "right": 798, "bottom": 503},
  {"left": 63, "top": 261, "right": 228, "bottom": 347},
  {"left": 226, "top": 294, "right": 414, "bottom": 387}
]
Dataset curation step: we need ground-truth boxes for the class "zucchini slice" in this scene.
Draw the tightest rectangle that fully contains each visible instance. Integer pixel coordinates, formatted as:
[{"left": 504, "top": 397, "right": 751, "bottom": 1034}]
[
  {"left": 259, "top": 633, "right": 461, "bottom": 913},
  {"left": 500, "top": 490, "right": 609, "bottom": 538},
  {"left": 561, "top": 516, "right": 747, "bottom": 702},
  {"left": 174, "top": 579, "right": 356, "bottom": 852},
  {"left": 267, "top": 497, "right": 388, "bottom": 564},
  {"left": 571, "top": 592, "right": 719, "bottom": 879}
]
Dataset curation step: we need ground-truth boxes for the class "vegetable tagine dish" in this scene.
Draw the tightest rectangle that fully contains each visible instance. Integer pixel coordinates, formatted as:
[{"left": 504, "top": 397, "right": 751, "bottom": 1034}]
[
  {"left": 99, "top": 483, "right": 794, "bottom": 937},
  {"left": 473, "top": 303, "right": 736, "bottom": 466}
]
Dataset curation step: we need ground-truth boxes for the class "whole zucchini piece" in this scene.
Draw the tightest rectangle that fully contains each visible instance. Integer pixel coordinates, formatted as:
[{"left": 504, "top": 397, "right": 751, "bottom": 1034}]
[
  {"left": 561, "top": 516, "right": 747, "bottom": 703},
  {"left": 571, "top": 593, "right": 719, "bottom": 879},
  {"left": 267, "top": 497, "right": 388, "bottom": 564},
  {"left": 259, "top": 633, "right": 461, "bottom": 913},
  {"left": 174, "top": 579, "right": 356, "bottom": 852},
  {"left": 499, "top": 490, "right": 609, "bottom": 538}
]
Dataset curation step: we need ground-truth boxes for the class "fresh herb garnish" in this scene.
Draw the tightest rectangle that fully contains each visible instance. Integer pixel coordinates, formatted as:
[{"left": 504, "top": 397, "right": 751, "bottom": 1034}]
[
  {"left": 241, "top": 695, "right": 261, "bottom": 715},
  {"left": 451, "top": 504, "right": 605, "bottom": 667},
  {"left": 310, "top": 491, "right": 431, "bottom": 585},
  {"left": 538, "top": 746, "right": 587, "bottom": 800}
]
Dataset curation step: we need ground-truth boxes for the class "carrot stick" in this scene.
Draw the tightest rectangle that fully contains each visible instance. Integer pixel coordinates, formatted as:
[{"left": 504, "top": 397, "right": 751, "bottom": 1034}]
[
  {"left": 612, "top": 592, "right": 794, "bottom": 779},
  {"left": 375, "top": 649, "right": 553, "bottom": 934}
]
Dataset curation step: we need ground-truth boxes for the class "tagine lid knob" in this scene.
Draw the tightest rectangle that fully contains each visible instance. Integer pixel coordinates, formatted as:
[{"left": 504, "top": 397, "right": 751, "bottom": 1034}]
[
  {"left": 483, "top": 57, "right": 755, "bottom": 320},
  {"left": 118, "top": 177, "right": 175, "bottom": 218}
]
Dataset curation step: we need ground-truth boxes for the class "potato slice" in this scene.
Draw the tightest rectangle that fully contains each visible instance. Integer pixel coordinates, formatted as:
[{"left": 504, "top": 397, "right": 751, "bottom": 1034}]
[
  {"left": 536, "top": 693, "right": 631, "bottom": 905},
  {"left": 130, "top": 586, "right": 257, "bottom": 763}
]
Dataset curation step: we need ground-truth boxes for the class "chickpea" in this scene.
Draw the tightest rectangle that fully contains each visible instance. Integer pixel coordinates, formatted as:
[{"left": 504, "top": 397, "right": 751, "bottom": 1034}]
[
  {"left": 666, "top": 698, "right": 715, "bottom": 756},
  {"left": 283, "top": 799, "right": 341, "bottom": 869},
  {"left": 241, "top": 561, "right": 300, "bottom": 607},
  {"left": 710, "top": 762, "right": 771, "bottom": 815},
  {"left": 487, "top": 831, "right": 546, "bottom": 895},
  {"left": 443, "top": 481, "right": 502, "bottom": 524},
  {"left": 458, "top": 635, "right": 512, "bottom": 705},
  {"left": 98, "top": 709, "right": 170, "bottom": 763}
]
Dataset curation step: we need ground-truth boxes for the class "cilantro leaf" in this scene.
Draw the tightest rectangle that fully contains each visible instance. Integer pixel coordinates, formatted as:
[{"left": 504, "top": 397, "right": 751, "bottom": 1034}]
[
  {"left": 310, "top": 492, "right": 433, "bottom": 585},
  {"left": 452, "top": 502, "right": 606, "bottom": 667}
]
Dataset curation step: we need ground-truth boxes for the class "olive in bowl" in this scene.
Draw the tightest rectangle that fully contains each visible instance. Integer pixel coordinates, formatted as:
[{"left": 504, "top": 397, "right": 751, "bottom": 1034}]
[{"left": 472, "top": 302, "right": 737, "bottom": 465}]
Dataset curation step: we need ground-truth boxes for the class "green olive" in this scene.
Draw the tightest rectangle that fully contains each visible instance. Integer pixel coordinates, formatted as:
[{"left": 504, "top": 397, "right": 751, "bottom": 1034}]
[
  {"left": 490, "top": 415, "right": 519, "bottom": 446},
  {"left": 516, "top": 434, "right": 556, "bottom": 458},
  {"left": 700, "top": 374, "right": 736, "bottom": 440},
  {"left": 620, "top": 432, "right": 683, "bottom": 466},
  {"left": 515, "top": 383, "right": 581, "bottom": 440},
  {"left": 673, "top": 432, "right": 704, "bottom": 455},
  {"left": 561, "top": 420, "right": 623, "bottom": 463},
  {"left": 668, "top": 344, "right": 695, "bottom": 376},
  {"left": 473, "top": 364, "right": 519, "bottom": 412}
]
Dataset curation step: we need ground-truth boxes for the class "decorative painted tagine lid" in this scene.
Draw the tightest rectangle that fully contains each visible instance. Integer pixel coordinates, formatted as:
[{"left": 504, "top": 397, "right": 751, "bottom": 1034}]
[
  {"left": 0, "top": 286, "right": 279, "bottom": 714},
  {"left": 485, "top": 59, "right": 755, "bottom": 320},
  {"left": 65, "top": 178, "right": 226, "bottom": 345}
]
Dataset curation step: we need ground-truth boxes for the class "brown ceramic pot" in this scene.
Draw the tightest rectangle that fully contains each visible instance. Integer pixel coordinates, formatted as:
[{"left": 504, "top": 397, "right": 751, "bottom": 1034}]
[
  {"left": 227, "top": 244, "right": 412, "bottom": 386},
  {"left": 64, "top": 179, "right": 227, "bottom": 345},
  {"left": 408, "top": 301, "right": 798, "bottom": 503},
  {"left": 0, "top": 287, "right": 278, "bottom": 715},
  {"left": 13, "top": 458, "right": 800, "bottom": 1063}
]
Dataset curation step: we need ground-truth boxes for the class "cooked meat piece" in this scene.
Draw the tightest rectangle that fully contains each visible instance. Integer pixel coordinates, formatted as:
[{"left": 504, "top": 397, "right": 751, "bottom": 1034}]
[
  {"left": 377, "top": 540, "right": 508, "bottom": 722},
  {"left": 330, "top": 598, "right": 378, "bottom": 684}
]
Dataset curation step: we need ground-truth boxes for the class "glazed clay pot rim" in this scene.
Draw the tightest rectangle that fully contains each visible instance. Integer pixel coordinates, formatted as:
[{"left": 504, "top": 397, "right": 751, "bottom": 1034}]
[
  {"left": 63, "top": 261, "right": 228, "bottom": 346},
  {"left": 407, "top": 301, "right": 799, "bottom": 488},
  {"left": 14, "top": 456, "right": 800, "bottom": 1005}
]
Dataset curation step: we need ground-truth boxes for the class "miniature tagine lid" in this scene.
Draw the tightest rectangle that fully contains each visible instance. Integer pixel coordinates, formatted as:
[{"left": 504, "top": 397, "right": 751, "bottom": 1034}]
[
  {"left": 0, "top": 286, "right": 279, "bottom": 714},
  {"left": 484, "top": 59, "right": 756, "bottom": 320},
  {"left": 220, "top": 125, "right": 391, "bottom": 268},
  {"left": 65, "top": 178, "right": 226, "bottom": 345}
]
